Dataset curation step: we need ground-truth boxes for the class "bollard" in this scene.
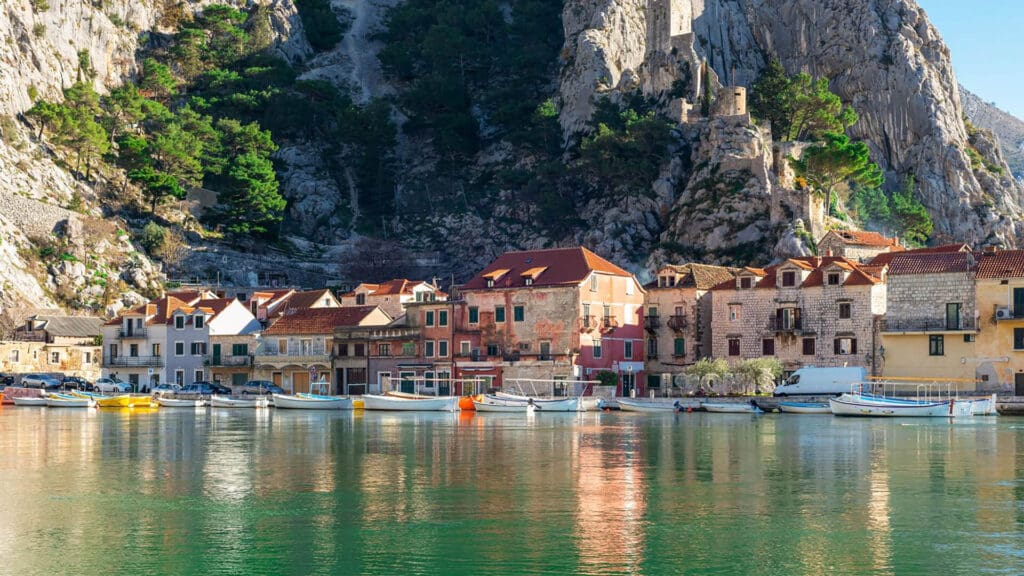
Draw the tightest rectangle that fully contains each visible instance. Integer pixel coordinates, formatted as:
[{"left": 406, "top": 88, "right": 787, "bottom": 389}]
[{"left": 630, "top": 388, "right": 636, "bottom": 398}]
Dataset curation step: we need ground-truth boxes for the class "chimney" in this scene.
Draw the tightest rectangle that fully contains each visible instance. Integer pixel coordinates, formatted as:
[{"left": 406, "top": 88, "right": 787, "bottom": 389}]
[{"left": 983, "top": 245, "right": 997, "bottom": 254}]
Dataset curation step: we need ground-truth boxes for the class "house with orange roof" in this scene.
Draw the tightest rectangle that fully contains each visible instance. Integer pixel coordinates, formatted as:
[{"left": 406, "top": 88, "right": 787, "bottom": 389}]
[
  {"left": 202, "top": 298, "right": 263, "bottom": 388},
  {"left": 264, "top": 289, "right": 342, "bottom": 324},
  {"left": 643, "top": 264, "right": 738, "bottom": 389},
  {"left": 453, "top": 247, "right": 646, "bottom": 396},
  {"left": 339, "top": 279, "right": 446, "bottom": 317},
  {"left": 255, "top": 306, "right": 391, "bottom": 393},
  {"left": 710, "top": 256, "right": 887, "bottom": 376},
  {"left": 816, "top": 230, "right": 903, "bottom": 262}
]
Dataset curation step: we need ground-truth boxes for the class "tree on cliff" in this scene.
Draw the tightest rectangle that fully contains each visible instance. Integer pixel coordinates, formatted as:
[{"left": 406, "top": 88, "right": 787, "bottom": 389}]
[
  {"left": 790, "top": 132, "right": 883, "bottom": 218},
  {"left": 750, "top": 63, "right": 858, "bottom": 142}
]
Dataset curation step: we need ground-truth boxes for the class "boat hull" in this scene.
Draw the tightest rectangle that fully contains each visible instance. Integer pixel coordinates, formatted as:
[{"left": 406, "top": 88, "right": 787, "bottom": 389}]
[
  {"left": 472, "top": 399, "right": 535, "bottom": 413},
  {"left": 488, "top": 393, "right": 581, "bottom": 412},
  {"left": 157, "top": 397, "right": 205, "bottom": 408},
  {"left": 45, "top": 394, "right": 95, "bottom": 408},
  {"left": 616, "top": 398, "right": 680, "bottom": 413},
  {"left": 210, "top": 396, "right": 269, "bottom": 409},
  {"left": 96, "top": 395, "right": 132, "bottom": 408},
  {"left": 362, "top": 394, "right": 459, "bottom": 412},
  {"left": 272, "top": 394, "right": 354, "bottom": 410},
  {"left": 12, "top": 396, "right": 47, "bottom": 406},
  {"left": 829, "top": 395, "right": 951, "bottom": 417},
  {"left": 778, "top": 402, "right": 831, "bottom": 414},
  {"left": 702, "top": 402, "right": 764, "bottom": 414}
]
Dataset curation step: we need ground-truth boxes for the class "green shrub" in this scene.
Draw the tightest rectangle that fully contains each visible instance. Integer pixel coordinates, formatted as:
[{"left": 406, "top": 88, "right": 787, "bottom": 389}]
[{"left": 140, "top": 222, "right": 166, "bottom": 253}]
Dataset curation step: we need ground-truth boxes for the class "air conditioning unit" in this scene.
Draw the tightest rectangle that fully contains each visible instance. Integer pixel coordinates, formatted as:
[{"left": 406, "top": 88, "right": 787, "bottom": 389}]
[{"left": 996, "top": 307, "right": 1012, "bottom": 320}]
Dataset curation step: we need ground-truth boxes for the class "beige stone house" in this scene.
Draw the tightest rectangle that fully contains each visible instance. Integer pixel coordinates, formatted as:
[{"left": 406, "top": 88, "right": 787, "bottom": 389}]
[
  {"left": 339, "top": 279, "right": 447, "bottom": 318},
  {"left": 710, "top": 257, "right": 886, "bottom": 375},
  {"left": 643, "top": 264, "right": 736, "bottom": 388},
  {"left": 816, "top": 230, "right": 902, "bottom": 262},
  {"left": 2, "top": 315, "right": 103, "bottom": 380}
]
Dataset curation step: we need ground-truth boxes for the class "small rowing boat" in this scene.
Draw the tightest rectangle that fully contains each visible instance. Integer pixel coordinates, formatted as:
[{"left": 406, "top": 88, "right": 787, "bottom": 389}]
[
  {"left": 45, "top": 393, "right": 95, "bottom": 408},
  {"left": 96, "top": 394, "right": 132, "bottom": 408},
  {"left": 210, "top": 395, "right": 269, "bottom": 409},
  {"left": 490, "top": 392, "right": 581, "bottom": 412},
  {"left": 272, "top": 393, "right": 354, "bottom": 410},
  {"left": 472, "top": 397, "right": 536, "bottom": 413},
  {"left": 156, "top": 397, "right": 205, "bottom": 408},
  {"left": 778, "top": 401, "right": 831, "bottom": 414},
  {"left": 615, "top": 398, "right": 681, "bottom": 413},
  {"left": 362, "top": 394, "right": 459, "bottom": 412},
  {"left": 702, "top": 401, "right": 764, "bottom": 414},
  {"left": 12, "top": 396, "right": 47, "bottom": 406},
  {"left": 829, "top": 394, "right": 952, "bottom": 417}
]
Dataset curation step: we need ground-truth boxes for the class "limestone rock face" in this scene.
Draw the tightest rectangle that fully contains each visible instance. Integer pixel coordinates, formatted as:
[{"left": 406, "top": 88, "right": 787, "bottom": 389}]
[{"left": 961, "top": 86, "right": 1024, "bottom": 183}]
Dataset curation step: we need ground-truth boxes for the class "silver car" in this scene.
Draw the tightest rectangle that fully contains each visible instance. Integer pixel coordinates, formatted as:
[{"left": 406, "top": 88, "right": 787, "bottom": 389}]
[
  {"left": 20, "top": 373, "right": 62, "bottom": 389},
  {"left": 94, "top": 378, "right": 132, "bottom": 394}
]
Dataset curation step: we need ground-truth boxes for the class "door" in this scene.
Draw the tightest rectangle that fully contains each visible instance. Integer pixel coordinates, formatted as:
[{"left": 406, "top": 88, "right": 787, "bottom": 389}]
[
  {"left": 272, "top": 372, "right": 283, "bottom": 387},
  {"left": 1016, "top": 373, "right": 1024, "bottom": 396},
  {"left": 400, "top": 371, "right": 416, "bottom": 394},
  {"left": 292, "top": 371, "right": 310, "bottom": 394},
  {"left": 231, "top": 373, "right": 247, "bottom": 387},
  {"left": 1015, "top": 288, "right": 1024, "bottom": 317},
  {"left": 212, "top": 344, "right": 221, "bottom": 365},
  {"left": 621, "top": 372, "right": 635, "bottom": 397}
]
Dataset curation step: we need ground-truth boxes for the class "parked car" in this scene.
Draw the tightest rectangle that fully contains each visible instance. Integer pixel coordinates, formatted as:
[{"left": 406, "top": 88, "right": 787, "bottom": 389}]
[
  {"left": 151, "top": 383, "right": 181, "bottom": 396},
  {"left": 21, "top": 373, "right": 62, "bottom": 390},
  {"left": 180, "top": 381, "right": 232, "bottom": 396},
  {"left": 94, "top": 378, "right": 132, "bottom": 394},
  {"left": 61, "top": 376, "right": 93, "bottom": 391},
  {"left": 772, "top": 366, "right": 868, "bottom": 397},
  {"left": 0, "top": 373, "right": 14, "bottom": 387},
  {"left": 241, "top": 380, "right": 285, "bottom": 395}
]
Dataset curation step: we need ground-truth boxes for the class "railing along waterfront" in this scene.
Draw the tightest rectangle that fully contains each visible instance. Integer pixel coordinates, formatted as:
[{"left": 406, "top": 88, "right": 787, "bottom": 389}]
[{"left": 103, "top": 355, "right": 164, "bottom": 367}]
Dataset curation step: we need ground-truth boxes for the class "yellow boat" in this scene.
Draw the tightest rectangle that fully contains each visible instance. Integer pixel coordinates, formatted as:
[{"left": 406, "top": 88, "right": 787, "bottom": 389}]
[
  {"left": 352, "top": 398, "right": 365, "bottom": 410},
  {"left": 96, "top": 394, "right": 132, "bottom": 408},
  {"left": 129, "top": 395, "right": 154, "bottom": 408}
]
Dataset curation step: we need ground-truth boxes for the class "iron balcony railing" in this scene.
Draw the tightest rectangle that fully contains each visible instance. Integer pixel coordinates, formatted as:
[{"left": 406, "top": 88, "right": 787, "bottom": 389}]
[
  {"left": 205, "top": 355, "right": 251, "bottom": 367},
  {"left": 117, "top": 327, "right": 148, "bottom": 338},
  {"left": 667, "top": 315, "right": 688, "bottom": 331},
  {"left": 644, "top": 316, "right": 661, "bottom": 331},
  {"left": 255, "top": 344, "right": 328, "bottom": 357},
  {"left": 882, "top": 318, "right": 977, "bottom": 332},
  {"left": 103, "top": 355, "right": 164, "bottom": 367},
  {"left": 768, "top": 316, "right": 803, "bottom": 332}
]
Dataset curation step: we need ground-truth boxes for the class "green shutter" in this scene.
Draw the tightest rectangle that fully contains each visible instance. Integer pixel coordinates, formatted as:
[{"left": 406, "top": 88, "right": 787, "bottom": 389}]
[
  {"left": 495, "top": 306, "right": 505, "bottom": 322},
  {"left": 469, "top": 307, "right": 479, "bottom": 323},
  {"left": 674, "top": 338, "right": 685, "bottom": 356},
  {"left": 514, "top": 306, "right": 524, "bottom": 322}
]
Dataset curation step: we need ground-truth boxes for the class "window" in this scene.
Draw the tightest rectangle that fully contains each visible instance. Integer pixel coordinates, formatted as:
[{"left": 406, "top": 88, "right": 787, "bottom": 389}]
[
  {"left": 194, "top": 370, "right": 203, "bottom": 383},
  {"left": 1014, "top": 328, "right": 1024, "bottom": 351},
  {"left": 486, "top": 279, "right": 495, "bottom": 288},
  {"left": 603, "top": 304, "right": 611, "bottom": 323},
  {"left": 378, "top": 343, "right": 391, "bottom": 356},
  {"left": 740, "top": 277, "right": 752, "bottom": 289},
  {"left": 674, "top": 338, "right": 685, "bottom": 356},
  {"left": 151, "top": 343, "right": 161, "bottom": 357},
  {"left": 129, "top": 344, "right": 139, "bottom": 357},
  {"left": 109, "top": 344, "right": 118, "bottom": 358},
  {"left": 624, "top": 341, "right": 633, "bottom": 359},
  {"left": 194, "top": 315, "right": 205, "bottom": 329},
  {"left": 355, "top": 293, "right": 366, "bottom": 305},
  {"left": 468, "top": 307, "right": 479, "bottom": 324},
  {"left": 782, "top": 271, "right": 796, "bottom": 287},
  {"left": 175, "top": 341, "right": 185, "bottom": 356},
  {"left": 762, "top": 339, "right": 775, "bottom": 356},
  {"left": 232, "top": 343, "right": 248, "bottom": 356},
  {"left": 728, "top": 339, "right": 740, "bottom": 356},
  {"left": 539, "top": 341, "right": 551, "bottom": 358},
  {"left": 438, "top": 340, "right": 448, "bottom": 357},
  {"left": 647, "top": 338, "right": 658, "bottom": 358},
  {"left": 929, "top": 335, "right": 944, "bottom": 356},
  {"left": 776, "top": 307, "right": 801, "bottom": 330},
  {"left": 402, "top": 342, "right": 416, "bottom": 356},
  {"left": 590, "top": 275, "right": 598, "bottom": 292},
  {"left": 278, "top": 339, "right": 287, "bottom": 354},
  {"left": 174, "top": 315, "right": 185, "bottom": 329},
  {"left": 459, "top": 341, "right": 471, "bottom": 355},
  {"left": 82, "top": 351, "right": 92, "bottom": 364},
  {"left": 439, "top": 310, "right": 449, "bottom": 326},
  {"left": 190, "top": 342, "right": 207, "bottom": 356},
  {"left": 648, "top": 306, "right": 658, "bottom": 317},
  {"left": 946, "top": 303, "right": 961, "bottom": 330},
  {"left": 49, "top": 351, "right": 60, "bottom": 364},
  {"left": 486, "top": 344, "right": 499, "bottom": 357},
  {"left": 9, "top": 350, "right": 19, "bottom": 363},
  {"left": 518, "top": 342, "right": 531, "bottom": 351},
  {"left": 593, "top": 340, "right": 602, "bottom": 358},
  {"left": 729, "top": 304, "right": 742, "bottom": 322},
  {"left": 175, "top": 370, "right": 184, "bottom": 385},
  {"left": 513, "top": 306, "right": 524, "bottom": 322},
  {"left": 582, "top": 303, "right": 591, "bottom": 326},
  {"left": 802, "top": 338, "right": 815, "bottom": 356},
  {"left": 495, "top": 306, "right": 506, "bottom": 323},
  {"left": 525, "top": 278, "right": 533, "bottom": 286},
  {"left": 964, "top": 334, "right": 976, "bottom": 343},
  {"left": 425, "top": 341, "right": 435, "bottom": 357},
  {"left": 838, "top": 303, "right": 852, "bottom": 319},
  {"left": 425, "top": 311, "right": 435, "bottom": 326},
  {"left": 338, "top": 343, "right": 349, "bottom": 357},
  {"left": 354, "top": 343, "right": 365, "bottom": 357},
  {"left": 626, "top": 279, "right": 634, "bottom": 295},
  {"left": 834, "top": 338, "right": 857, "bottom": 355},
  {"left": 827, "top": 273, "right": 841, "bottom": 286}
]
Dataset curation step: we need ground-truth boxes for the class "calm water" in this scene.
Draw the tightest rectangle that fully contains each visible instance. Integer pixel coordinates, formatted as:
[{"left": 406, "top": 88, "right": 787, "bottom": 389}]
[{"left": 1, "top": 407, "right": 1023, "bottom": 576}]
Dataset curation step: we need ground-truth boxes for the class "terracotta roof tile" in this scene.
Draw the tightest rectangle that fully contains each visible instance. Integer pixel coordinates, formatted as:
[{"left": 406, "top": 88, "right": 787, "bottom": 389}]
[
  {"left": 711, "top": 256, "right": 883, "bottom": 290},
  {"left": 262, "top": 306, "right": 386, "bottom": 335},
  {"left": 653, "top": 263, "right": 738, "bottom": 290},
  {"left": 827, "top": 230, "right": 900, "bottom": 247},
  {"left": 887, "top": 252, "right": 977, "bottom": 275},
  {"left": 868, "top": 244, "right": 969, "bottom": 266},
  {"left": 269, "top": 289, "right": 338, "bottom": 318},
  {"left": 976, "top": 250, "right": 1024, "bottom": 278},
  {"left": 462, "top": 247, "right": 632, "bottom": 290}
]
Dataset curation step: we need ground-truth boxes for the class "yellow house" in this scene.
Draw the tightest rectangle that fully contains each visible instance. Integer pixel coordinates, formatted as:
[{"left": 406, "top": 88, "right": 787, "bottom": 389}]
[
  {"left": 974, "top": 249, "right": 1024, "bottom": 394},
  {"left": 879, "top": 251, "right": 979, "bottom": 390}
]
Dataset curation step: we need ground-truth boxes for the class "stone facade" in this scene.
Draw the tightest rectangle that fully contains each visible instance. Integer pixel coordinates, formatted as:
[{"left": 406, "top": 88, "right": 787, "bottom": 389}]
[
  {"left": 710, "top": 258, "right": 886, "bottom": 375},
  {"left": 0, "top": 341, "right": 100, "bottom": 380}
]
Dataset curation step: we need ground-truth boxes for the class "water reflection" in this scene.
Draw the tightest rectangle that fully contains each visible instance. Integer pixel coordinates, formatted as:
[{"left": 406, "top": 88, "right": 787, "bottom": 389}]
[{"left": 0, "top": 408, "right": 1022, "bottom": 575}]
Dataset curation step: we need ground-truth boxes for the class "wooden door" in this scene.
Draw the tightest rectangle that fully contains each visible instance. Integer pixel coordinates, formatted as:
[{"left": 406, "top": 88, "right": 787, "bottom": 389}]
[
  {"left": 1015, "top": 373, "right": 1024, "bottom": 397},
  {"left": 292, "top": 371, "right": 310, "bottom": 394}
]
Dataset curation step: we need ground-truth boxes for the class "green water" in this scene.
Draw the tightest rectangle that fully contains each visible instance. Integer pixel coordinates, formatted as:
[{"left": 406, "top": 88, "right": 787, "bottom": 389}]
[{"left": 0, "top": 407, "right": 1022, "bottom": 575}]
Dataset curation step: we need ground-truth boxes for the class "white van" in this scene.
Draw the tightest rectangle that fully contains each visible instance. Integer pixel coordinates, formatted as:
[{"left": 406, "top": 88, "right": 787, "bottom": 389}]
[{"left": 773, "top": 366, "right": 867, "bottom": 396}]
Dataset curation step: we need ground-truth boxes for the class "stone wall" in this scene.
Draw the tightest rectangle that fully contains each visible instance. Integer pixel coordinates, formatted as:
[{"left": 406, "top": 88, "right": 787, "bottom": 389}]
[
  {"left": 0, "top": 340, "right": 100, "bottom": 379},
  {"left": 886, "top": 272, "right": 976, "bottom": 327}
]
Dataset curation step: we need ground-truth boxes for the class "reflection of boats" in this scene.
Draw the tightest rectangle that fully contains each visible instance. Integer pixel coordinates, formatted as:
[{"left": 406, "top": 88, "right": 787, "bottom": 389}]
[
  {"left": 580, "top": 397, "right": 602, "bottom": 412},
  {"left": 829, "top": 394, "right": 953, "bottom": 417},
  {"left": 362, "top": 394, "right": 459, "bottom": 412},
  {"left": 12, "top": 396, "right": 47, "bottom": 406},
  {"left": 472, "top": 397, "right": 536, "bottom": 413},
  {"left": 702, "top": 401, "right": 764, "bottom": 414},
  {"left": 96, "top": 394, "right": 132, "bottom": 408},
  {"left": 272, "top": 393, "right": 354, "bottom": 410},
  {"left": 778, "top": 401, "right": 831, "bottom": 414},
  {"left": 459, "top": 395, "right": 482, "bottom": 411},
  {"left": 129, "top": 395, "right": 153, "bottom": 408},
  {"left": 613, "top": 398, "right": 681, "bottom": 413},
  {"left": 210, "top": 395, "right": 269, "bottom": 408},
  {"left": 157, "top": 397, "right": 205, "bottom": 408},
  {"left": 489, "top": 393, "right": 580, "bottom": 412},
  {"left": 45, "top": 393, "right": 95, "bottom": 408}
]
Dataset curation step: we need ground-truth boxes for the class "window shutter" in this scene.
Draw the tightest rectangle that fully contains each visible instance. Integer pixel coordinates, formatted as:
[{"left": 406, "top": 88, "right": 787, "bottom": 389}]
[
  {"left": 851, "top": 339, "right": 858, "bottom": 354},
  {"left": 833, "top": 339, "right": 840, "bottom": 355}
]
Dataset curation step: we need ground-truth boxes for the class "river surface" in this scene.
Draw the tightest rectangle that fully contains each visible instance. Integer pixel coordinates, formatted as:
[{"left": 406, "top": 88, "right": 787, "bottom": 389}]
[{"left": 0, "top": 406, "right": 1022, "bottom": 575}]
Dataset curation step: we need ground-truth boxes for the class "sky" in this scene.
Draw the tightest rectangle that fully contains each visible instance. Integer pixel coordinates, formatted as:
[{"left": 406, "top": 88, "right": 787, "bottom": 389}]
[{"left": 916, "top": 0, "right": 1024, "bottom": 119}]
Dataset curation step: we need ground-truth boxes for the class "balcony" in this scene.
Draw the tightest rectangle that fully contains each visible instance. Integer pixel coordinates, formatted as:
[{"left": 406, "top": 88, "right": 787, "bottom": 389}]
[
  {"left": 502, "top": 351, "right": 521, "bottom": 362},
  {"left": 537, "top": 353, "right": 554, "bottom": 361},
  {"left": 882, "top": 318, "right": 977, "bottom": 332},
  {"left": 254, "top": 343, "right": 330, "bottom": 365},
  {"left": 667, "top": 314, "right": 688, "bottom": 332},
  {"left": 768, "top": 317, "right": 803, "bottom": 332},
  {"left": 103, "top": 355, "right": 163, "bottom": 367},
  {"left": 579, "top": 316, "right": 599, "bottom": 333},
  {"left": 644, "top": 316, "right": 661, "bottom": 332},
  {"left": 205, "top": 355, "right": 251, "bottom": 367},
  {"left": 117, "top": 327, "right": 148, "bottom": 339}
]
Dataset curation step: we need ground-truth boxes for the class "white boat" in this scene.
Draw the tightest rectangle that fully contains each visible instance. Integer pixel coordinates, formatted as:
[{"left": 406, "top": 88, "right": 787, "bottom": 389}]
[
  {"left": 12, "top": 396, "right": 48, "bottom": 406},
  {"left": 615, "top": 398, "right": 682, "bottom": 413},
  {"left": 580, "top": 397, "right": 602, "bottom": 412},
  {"left": 362, "top": 394, "right": 459, "bottom": 412},
  {"left": 472, "top": 397, "right": 536, "bottom": 413},
  {"left": 272, "top": 393, "right": 354, "bottom": 410},
  {"left": 45, "top": 393, "right": 95, "bottom": 408},
  {"left": 210, "top": 395, "right": 269, "bottom": 409},
  {"left": 490, "top": 392, "right": 581, "bottom": 412},
  {"left": 967, "top": 395, "right": 997, "bottom": 416},
  {"left": 157, "top": 397, "right": 206, "bottom": 408},
  {"left": 829, "top": 394, "right": 952, "bottom": 417},
  {"left": 778, "top": 401, "right": 831, "bottom": 414},
  {"left": 702, "top": 401, "right": 764, "bottom": 414}
]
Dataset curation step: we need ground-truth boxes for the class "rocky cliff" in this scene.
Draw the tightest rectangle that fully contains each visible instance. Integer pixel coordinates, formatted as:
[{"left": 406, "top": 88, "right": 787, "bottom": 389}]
[{"left": 961, "top": 86, "right": 1024, "bottom": 183}]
